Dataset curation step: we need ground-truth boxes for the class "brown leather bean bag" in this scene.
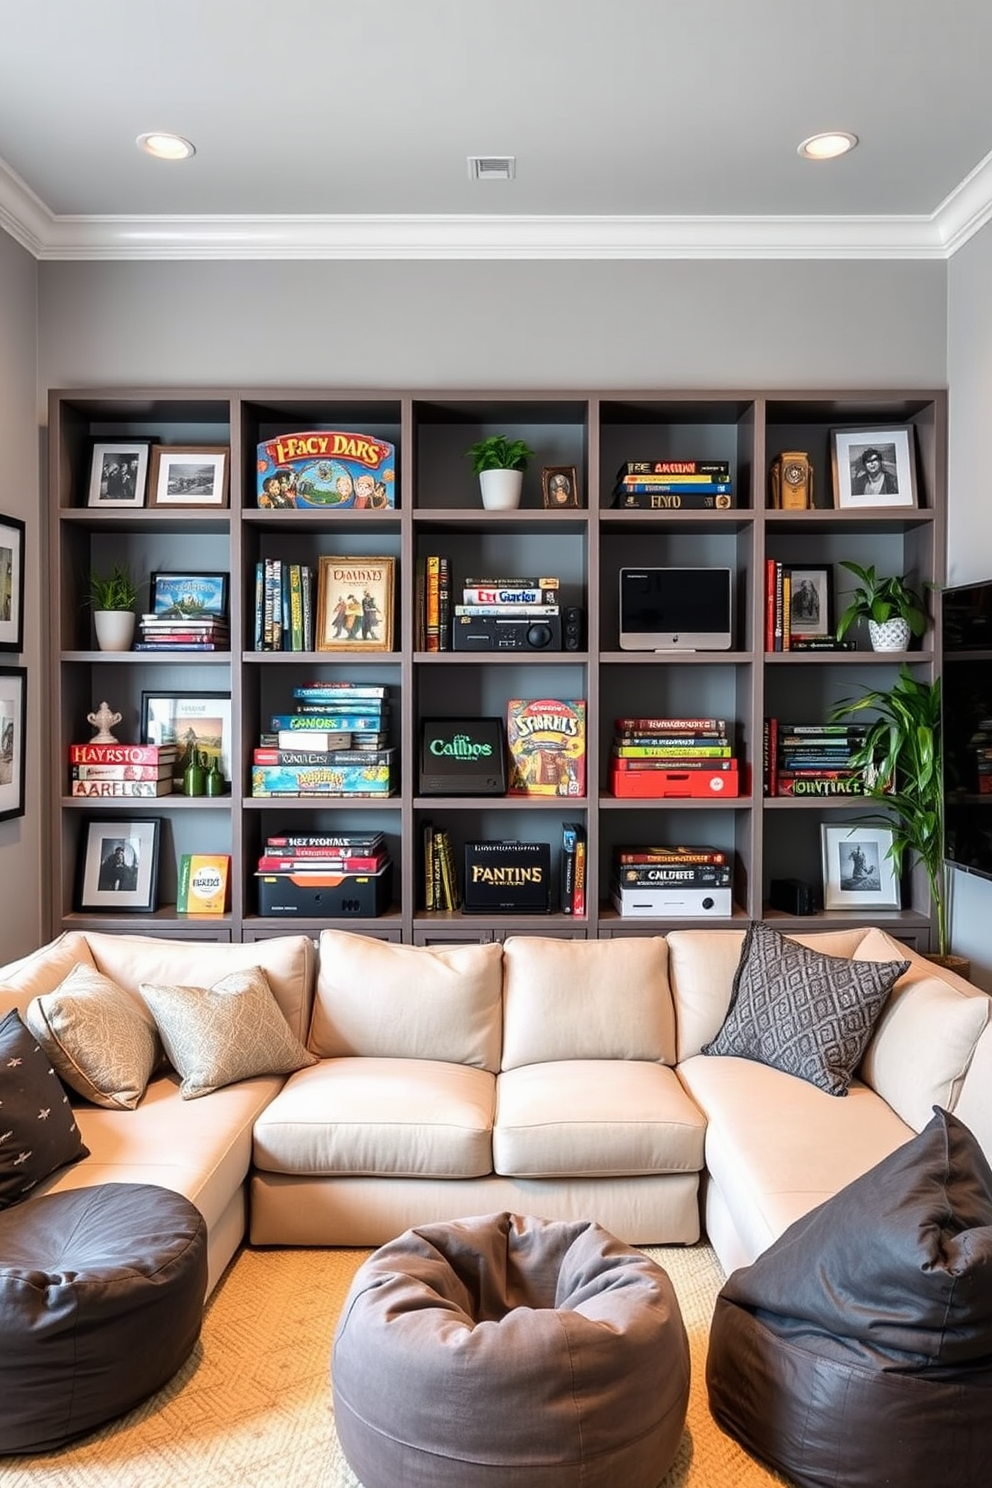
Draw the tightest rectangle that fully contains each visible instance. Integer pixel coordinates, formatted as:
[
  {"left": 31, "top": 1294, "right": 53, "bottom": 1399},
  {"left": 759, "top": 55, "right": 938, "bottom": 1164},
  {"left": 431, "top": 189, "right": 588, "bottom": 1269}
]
[
  {"left": 0, "top": 1183, "right": 207, "bottom": 1454},
  {"left": 707, "top": 1108, "right": 992, "bottom": 1488},
  {"left": 333, "top": 1211, "right": 689, "bottom": 1488}
]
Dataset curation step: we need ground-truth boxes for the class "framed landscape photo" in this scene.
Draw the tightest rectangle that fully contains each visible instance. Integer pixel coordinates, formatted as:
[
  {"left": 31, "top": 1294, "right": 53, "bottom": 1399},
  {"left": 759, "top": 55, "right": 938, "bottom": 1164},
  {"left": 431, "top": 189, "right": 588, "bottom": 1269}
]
[
  {"left": 785, "top": 564, "right": 833, "bottom": 640},
  {"left": 821, "top": 824, "right": 901, "bottom": 910},
  {"left": 76, "top": 817, "right": 160, "bottom": 912},
  {"left": 141, "top": 691, "right": 233, "bottom": 788},
  {"left": 542, "top": 465, "right": 580, "bottom": 509},
  {"left": 149, "top": 571, "right": 228, "bottom": 618},
  {"left": 315, "top": 555, "right": 395, "bottom": 652},
  {"left": 148, "top": 445, "right": 230, "bottom": 509},
  {"left": 87, "top": 441, "right": 152, "bottom": 508},
  {"left": 831, "top": 427, "right": 917, "bottom": 510},
  {"left": 0, "top": 665, "right": 27, "bottom": 821},
  {"left": 0, "top": 512, "right": 25, "bottom": 651}
]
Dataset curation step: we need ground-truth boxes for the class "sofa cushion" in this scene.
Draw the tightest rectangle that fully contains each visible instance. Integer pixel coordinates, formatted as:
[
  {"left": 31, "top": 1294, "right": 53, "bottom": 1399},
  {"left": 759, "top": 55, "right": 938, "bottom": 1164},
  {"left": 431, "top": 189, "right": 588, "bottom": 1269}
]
[
  {"left": 702, "top": 921, "right": 908, "bottom": 1095},
  {"left": 500, "top": 935, "right": 674, "bottom": 1070},
  {"left": 0, "top": 932, "right": 99, "bottom": 1018},
  {"left": 0, "top": 1009, "right": 89, "bottom": 1206},
  {"left": 310, "top": 931, "right": 503, "bottom": 1071},
  {"left": 139, "top": 967, "right": 317, "bottom": 1100},
  {"left": 253, "top": 1058, "right": 496, "bottom": 1179},
  {"left": 857, "top": 928, "right": 990, "bottom": 1129},
  {"left": 494, "top": 1060, "right": 706, "bottom": 1177},
  {"left": 24, "top": 964, "right": 162, "bottom": 1111}
]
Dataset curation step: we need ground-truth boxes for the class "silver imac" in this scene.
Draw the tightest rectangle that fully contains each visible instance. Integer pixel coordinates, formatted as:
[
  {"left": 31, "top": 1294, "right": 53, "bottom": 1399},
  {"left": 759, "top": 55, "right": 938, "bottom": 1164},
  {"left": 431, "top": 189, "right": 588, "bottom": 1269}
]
[{"left": 619, "top": 567, "right": 733, "bottom": 651}]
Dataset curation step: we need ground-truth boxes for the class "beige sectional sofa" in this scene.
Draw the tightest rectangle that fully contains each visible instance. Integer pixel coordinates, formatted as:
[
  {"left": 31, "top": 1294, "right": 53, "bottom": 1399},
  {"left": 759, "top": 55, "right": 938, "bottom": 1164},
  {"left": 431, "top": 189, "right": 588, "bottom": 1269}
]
[{"left": 2, "top": 924, "right": 989, "bottom": 1281}]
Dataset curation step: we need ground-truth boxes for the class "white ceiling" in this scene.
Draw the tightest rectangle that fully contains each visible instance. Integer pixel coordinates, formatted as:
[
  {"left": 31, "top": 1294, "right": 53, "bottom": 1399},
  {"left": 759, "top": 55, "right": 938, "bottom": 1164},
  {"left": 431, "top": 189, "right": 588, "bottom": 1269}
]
[{"left": 3, "top": 0, "right": 992, "bottom": 261}]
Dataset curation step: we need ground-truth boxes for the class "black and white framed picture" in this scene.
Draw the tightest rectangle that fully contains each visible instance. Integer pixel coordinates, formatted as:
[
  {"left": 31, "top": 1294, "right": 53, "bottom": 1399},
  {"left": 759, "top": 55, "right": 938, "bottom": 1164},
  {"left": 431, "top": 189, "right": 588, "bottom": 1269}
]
[
  {"left": 0, "top": 512, "right": 25, "bottom": 651},
  {"left": 785, "top": 564, "right": 833, "bottom": 640},
  {"left": 76, "top": 817, "right": 161, "bottom": 912},
  {"left": 148, "top": 446, "right": 230, "bottom": 509},
  {"left": 0, "top": 665, "right": 26, "bottom": 821},
  {"left": 821, "top": 824, "right": 900, "bottom": 910},
  {"left": 831, "top": 427, "right": 917, "bottom": 510},
  {"left": 86, "top": 441, "right": 153, "bottom": 508}
]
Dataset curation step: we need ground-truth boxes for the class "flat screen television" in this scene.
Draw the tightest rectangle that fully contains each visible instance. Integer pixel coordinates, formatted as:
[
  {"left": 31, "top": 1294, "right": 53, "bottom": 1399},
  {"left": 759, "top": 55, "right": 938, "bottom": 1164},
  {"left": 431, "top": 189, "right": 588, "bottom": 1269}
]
[
  {"left": 619, "top": 567, "right": 733, "bottom": 651},
  {"left": 941, "top": 578, "right": 992, "bottom": 882}
]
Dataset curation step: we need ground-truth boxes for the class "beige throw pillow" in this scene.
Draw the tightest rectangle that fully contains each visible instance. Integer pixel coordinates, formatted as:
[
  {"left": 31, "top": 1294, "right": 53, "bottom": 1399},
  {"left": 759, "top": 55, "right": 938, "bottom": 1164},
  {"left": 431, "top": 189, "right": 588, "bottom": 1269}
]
[
  {"left": 25, "top": 964, "right": 162, "bottom": 1110},
  {"left": 139, "top": 966, "right": 317, "bottom": 1100}
]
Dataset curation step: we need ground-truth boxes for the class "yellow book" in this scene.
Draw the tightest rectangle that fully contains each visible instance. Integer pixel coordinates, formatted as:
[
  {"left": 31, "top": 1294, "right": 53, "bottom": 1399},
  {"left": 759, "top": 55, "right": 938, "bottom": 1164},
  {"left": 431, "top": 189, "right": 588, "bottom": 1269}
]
[{"left": 177, "top": 853, "right": 230, "bottom": 914}]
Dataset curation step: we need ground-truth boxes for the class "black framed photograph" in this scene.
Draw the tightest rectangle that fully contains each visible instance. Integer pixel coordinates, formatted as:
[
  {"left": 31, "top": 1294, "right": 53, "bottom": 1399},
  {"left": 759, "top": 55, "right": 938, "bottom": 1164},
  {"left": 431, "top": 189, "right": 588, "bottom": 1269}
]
[
  {"left": 0, "top": 512, "right": 25, "bottom": 651},
  {"left": 86, "top": 441, "right": 152, "bottom": 508},
  {"left": 785, "top": 564, "right": 833, "bottom": 640},
  {"left": 315, "top": 555, "right": 395, "bottom": 652},
  {"left": 149, "top": 571, "right": 229, "bottom": 617},
  {"left": 76, "top": 817, "right": 161, "bottom": 912},
  {"left": 141, "top": 691, "right": 233, "bottom": 788},
  {"left": 542, "top": 465, "right": 580, "bottom": 509},
  {"left": 821, "top": 824, "right": 901, "bottom": 910},
  {"left": 0, "top": 665, "right": 27, "bottom": 822},
  {"left": 831, "top": 427, "right": 917, "bottom": 510},
  {"left": 148, "top": 445, "right": 230, "bottom": 509}
]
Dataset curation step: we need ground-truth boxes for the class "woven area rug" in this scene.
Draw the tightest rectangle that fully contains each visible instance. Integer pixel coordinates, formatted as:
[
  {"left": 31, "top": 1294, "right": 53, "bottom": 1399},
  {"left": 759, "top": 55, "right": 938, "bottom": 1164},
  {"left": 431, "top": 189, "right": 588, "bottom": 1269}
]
[{"left": 0, "top": 1241, "right": 792, "bottom": 1488}]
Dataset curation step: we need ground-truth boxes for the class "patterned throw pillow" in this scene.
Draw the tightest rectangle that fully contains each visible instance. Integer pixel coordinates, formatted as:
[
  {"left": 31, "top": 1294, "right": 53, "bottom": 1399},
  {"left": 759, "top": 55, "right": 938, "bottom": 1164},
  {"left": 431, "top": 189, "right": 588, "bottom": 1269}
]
[
  {"left": 25, "top": 964, "right": 163, "bottom": 1110},
  {"left": 139, "top": 966, "right": 317, "bottom": 1100},
  {"left": 702, "top": 922, "right": 909, "bottom": 1096},
  {"left": 0, "top": 1008, "right": 90, "bottom": 1207}
]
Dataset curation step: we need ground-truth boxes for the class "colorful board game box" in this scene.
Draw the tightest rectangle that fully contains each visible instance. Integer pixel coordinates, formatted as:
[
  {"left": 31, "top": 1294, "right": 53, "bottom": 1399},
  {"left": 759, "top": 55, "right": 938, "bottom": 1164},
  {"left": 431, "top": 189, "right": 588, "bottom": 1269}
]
[
  {"left": 251, "top": 763, "right": 394, "bottom": 797},
  {"left": 506, "top": 699, "right": 586, "bottom": 797},
  {"left": 256, "top": 430, "right": 396, "bottom": 509}
]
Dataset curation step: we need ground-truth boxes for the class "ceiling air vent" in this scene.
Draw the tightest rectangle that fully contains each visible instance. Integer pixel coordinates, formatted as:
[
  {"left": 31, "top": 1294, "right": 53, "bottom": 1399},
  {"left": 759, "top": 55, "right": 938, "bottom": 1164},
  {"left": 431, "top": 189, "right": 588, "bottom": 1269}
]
[{"left": 467, "top": 156, "right": 516, "bottom": 181}]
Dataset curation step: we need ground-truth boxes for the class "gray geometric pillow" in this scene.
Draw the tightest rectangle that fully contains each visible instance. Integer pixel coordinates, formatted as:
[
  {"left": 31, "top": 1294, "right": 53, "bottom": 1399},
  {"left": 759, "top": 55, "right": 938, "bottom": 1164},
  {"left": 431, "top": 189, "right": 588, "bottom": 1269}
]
[
  {"left": 25, "top": 964, "right": 162, "bottom": 1110},
  {"left": 702, "top": 922, "right": 909, "bottom": 1096},
  {"left": 139, "top": 966, "right": 317, "bottom": 1100}
]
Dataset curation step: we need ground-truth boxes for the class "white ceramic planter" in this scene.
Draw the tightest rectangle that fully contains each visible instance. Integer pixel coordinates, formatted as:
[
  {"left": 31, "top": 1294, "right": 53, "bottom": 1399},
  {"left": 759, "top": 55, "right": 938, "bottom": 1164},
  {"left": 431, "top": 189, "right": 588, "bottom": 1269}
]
[
  {"left": 868, "top": 617, "right": 911, "bottom": 652},
  {"left": 93, "top": 610, "right": 136, "bottom": 652},
  {"left": 479, "top": 469, "right": 523, "bottom": 511}
]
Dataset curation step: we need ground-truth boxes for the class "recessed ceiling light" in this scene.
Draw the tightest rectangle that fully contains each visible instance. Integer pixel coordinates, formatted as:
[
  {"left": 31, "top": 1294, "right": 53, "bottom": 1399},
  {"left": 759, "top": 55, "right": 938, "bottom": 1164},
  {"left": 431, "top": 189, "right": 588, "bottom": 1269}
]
[
  {"left": 136, "top": 132, "right": 196, "bottom": 161},
  {"left": 798, "top": 131, "right": 858, "bottom": 161}
]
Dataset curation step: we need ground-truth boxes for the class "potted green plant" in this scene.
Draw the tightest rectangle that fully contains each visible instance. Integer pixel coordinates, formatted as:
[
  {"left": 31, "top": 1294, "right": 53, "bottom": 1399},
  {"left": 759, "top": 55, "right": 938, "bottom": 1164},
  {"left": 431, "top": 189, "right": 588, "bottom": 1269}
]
[
  {"left": 834, "top": 561, "right": 928, "bottom": 652},
  {"left": 85, "top": 562, "right": 141, "bottom": 652},
  {"left": 464, "top": 435, "right": 536, "bottom": 511},
  {"left": 831, "top": 666, "right": 963, "bottom": 967}
]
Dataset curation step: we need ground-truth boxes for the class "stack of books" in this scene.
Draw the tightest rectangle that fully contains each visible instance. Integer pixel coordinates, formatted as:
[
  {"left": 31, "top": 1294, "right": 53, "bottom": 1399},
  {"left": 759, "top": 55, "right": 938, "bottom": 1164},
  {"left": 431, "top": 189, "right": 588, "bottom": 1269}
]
[
  {"left": 611, "top": 461, "right": 733, "bottom": 510},
  {"left": 763, "top": 719, "right": 876, "bottom": 796},
  {"left": 415, "top": 555, "right": 452, "bottom": 651},
  {"left": 135, "top": 612, "right": 229, "bottom": 651},
  {"left": 253, "top": 560, "right": 316, "bottom": 651},
  {"left": 257, "top": 830, "right": 389, "bottom": 876},
  {"left": 609, "top": 717, "right": 739, "bottom": 799},
  {"left": 256, "top": 830, "right": 393, "bottom": 918},
  {"left": 252, "top": 682, "right": 395, "bottom": 797},
  {"left": 611, "top": 844, "right": 733, "bottom": 917},
  {"left": 69, "top": 741, "right": 176, "bottom": 797},
  {"left": 450, "top": 574, "right": 561, "bottom": 653},
  {"left": 422, "top": 824, "right": 460, "bottom": 910}
]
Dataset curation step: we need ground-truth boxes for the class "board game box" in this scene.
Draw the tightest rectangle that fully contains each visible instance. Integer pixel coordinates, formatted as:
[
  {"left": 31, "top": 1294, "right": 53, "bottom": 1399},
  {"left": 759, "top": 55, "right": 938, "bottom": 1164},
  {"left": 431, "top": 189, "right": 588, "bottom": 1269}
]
[
  {"left": 506, "top": 698, "right": 586, "bottom": 797},
  {"left": 256, "top": 430, "right": 396, "bottom": 509}
]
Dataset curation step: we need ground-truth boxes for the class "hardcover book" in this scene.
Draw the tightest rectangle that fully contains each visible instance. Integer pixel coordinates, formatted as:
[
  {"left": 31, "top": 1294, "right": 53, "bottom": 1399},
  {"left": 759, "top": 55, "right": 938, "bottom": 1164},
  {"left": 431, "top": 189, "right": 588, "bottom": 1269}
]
[
  {"left": 177, "top": 853, "right": 230, "bottom": 913},
  {"left": 506, "top": 699, "right": 586, "bottom": 797}
]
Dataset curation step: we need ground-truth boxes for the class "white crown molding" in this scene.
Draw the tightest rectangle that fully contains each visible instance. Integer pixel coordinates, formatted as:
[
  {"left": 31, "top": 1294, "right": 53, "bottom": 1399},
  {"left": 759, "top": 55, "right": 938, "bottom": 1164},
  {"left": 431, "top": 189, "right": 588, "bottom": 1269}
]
[{"left": 1, "top": 152, "right": 989, "bottom": 262}]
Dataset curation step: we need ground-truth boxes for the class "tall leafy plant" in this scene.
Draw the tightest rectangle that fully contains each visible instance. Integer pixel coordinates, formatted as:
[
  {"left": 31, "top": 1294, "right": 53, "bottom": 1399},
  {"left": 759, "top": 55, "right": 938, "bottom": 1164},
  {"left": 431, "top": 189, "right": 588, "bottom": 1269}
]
[{"left": 831, "top": 666, "right": 947, "bottom": 955}]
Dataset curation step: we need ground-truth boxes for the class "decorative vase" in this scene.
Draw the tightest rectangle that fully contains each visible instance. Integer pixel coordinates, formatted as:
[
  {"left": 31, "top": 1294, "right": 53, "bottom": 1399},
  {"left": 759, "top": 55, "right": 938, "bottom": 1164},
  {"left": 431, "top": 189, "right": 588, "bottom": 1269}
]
[
  {"left": 868, "top": 617, "right": 911, "bottom": 652},
  {"left": 479, "top": 469, "right": 523, "bottom": 511},
  {"left": 205, "top": 757, "right": 225, "bottom": 797},
  {"left": 182, "top": 749, "right": 207, "bottom": 797},
  {"left": 92, "top": 610, "right": 135, "bottom": 652}
]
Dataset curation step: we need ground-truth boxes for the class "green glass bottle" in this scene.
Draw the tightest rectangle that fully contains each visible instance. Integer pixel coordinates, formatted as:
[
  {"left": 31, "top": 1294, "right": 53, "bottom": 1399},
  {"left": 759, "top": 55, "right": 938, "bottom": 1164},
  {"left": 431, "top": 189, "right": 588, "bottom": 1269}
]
[
  {"left": 182, "top": 747, "right": 206, "bottom": 797},
  {"left": 205, "top": 756, "right": 225, "bottom": 797}
]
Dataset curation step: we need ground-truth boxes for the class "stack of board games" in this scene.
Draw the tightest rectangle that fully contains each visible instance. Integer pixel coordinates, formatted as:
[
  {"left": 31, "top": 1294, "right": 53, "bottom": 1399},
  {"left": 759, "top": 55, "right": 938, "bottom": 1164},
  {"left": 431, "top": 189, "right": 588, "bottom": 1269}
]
[
  {"left": 611, "top": 461, "right": 733, "bottom": 510},
  {"left": 135, "top": 612, "right": 229, "bottom": 651},
  {"left": 252, "top": 560, "right": 316, "bottom": 651},
  {"left": 609, "top": 717, "right": 739, "bottom": 799},
  {"left": 451, "top": 575, "right": 562, "bottom": 652},
  {"left": 506, "top": 698, "right": 585, "bottom": 797},
  {"left": 252, "top": 682, "right": 396, "bottom": 797},
  {"left": 255, "top": 830, "right": 393, "bottom": 918},
  {"left": 256, "top": 430, "right": 396, "bottom": 509},
  {"left": 611, "top": 845, "right": 733, "bottom": 918},
  {"left": 69, "top": 741, "right": 176, "bottom": 797},
  {"left": 763, "top": 719, "right": 874, "bottom": 797}
]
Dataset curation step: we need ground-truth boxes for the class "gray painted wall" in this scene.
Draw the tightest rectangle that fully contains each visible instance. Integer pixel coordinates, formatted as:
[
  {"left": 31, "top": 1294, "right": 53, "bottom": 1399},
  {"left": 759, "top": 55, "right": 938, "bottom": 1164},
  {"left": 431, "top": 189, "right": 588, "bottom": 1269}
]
[{"left": 0, "top": 230, "right": 39, "bottom": 962}]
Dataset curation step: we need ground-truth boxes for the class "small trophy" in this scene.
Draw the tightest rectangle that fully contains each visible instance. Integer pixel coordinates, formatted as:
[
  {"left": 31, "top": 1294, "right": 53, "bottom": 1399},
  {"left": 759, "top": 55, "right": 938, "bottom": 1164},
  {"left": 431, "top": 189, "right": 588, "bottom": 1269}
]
[
  {"left": 87, "top": 701, "right": 123, "bottom": 743},
  {"left": 769, "top": 451, "right": 814, "bottom": 510}
]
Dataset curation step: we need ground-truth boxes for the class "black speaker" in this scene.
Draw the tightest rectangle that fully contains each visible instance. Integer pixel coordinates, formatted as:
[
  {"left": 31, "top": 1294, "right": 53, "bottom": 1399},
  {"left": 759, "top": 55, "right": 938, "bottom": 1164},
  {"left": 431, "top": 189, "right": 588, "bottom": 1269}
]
[
  {"left": 769, "top": 878, "right": 817, "bottom": 915},
  {"left": 563, "top": 605, "right": 585, "bottom": 651}
]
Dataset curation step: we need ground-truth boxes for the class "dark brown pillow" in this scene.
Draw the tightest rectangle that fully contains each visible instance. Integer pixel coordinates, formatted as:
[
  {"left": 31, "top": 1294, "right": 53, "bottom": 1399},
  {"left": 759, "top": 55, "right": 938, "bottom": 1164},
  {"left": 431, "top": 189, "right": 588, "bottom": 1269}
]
[{"left": 0, "top": 1009, "right": 89, "bottom": 1207}]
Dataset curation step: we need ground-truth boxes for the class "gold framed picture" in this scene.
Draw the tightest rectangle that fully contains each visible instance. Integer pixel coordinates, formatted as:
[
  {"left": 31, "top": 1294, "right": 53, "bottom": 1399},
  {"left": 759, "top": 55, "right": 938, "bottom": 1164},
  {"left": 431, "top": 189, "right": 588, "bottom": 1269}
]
[
  {"left": 541, "top": 465, "right": 580, "bottom": 509},
  {"left": 315, "top": 555, "right": 395, "bottom": 651}
]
